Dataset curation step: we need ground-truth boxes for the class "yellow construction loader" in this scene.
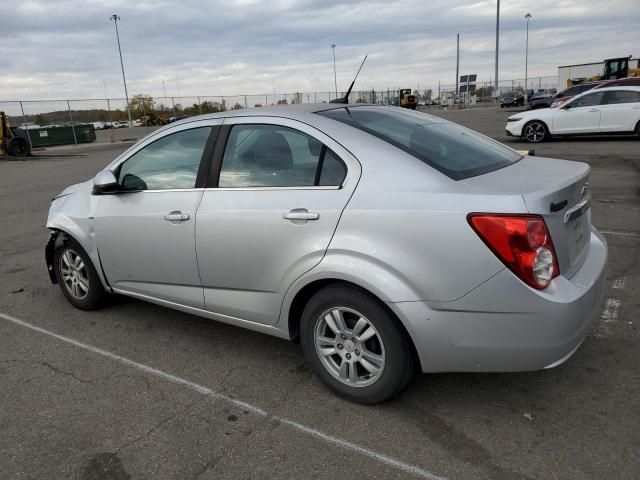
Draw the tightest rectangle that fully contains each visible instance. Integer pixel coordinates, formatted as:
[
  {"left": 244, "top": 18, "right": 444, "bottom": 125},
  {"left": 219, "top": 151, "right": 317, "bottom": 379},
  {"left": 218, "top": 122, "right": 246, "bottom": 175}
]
[
  {"left": 1, "top": 112, "right": 30, "bottom": 158},
  {"left": 139, "top": 112, "right": 169, "bottom": 126},
  {"left": 399, "top": 89, "right": 418, "bottom": 110},
  {"left": 568, "top": 56, "right": 639, "bottom": 87}
]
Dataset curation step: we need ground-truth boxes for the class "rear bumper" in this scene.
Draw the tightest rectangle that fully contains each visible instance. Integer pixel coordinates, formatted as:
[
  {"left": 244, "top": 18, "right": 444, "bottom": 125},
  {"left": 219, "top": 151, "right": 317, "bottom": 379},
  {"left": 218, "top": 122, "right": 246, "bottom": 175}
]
[{"left": 389, "top": 228, "right": 607, "bottom": 373}]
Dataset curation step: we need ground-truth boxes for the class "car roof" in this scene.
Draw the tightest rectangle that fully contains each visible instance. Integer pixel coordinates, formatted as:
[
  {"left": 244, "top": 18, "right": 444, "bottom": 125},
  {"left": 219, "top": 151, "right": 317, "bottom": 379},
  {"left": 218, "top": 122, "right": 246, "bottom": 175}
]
[
  {"left": 189, "top": 102, "right": 365, "bottom": 120},
  {"left": 587, "top": 85, "right": 640, "bottom": 92},
  {"left": 147, "top": 103, "right": 382, "bottom": 136},
  {"left": 562, "top": 85, "right": 640, "bottom": 103}
]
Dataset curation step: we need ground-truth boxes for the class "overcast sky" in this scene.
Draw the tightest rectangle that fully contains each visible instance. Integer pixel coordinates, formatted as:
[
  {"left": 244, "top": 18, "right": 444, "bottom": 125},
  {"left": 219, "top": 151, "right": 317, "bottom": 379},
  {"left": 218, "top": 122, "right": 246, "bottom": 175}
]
[{"left": 1, "top": 0, "right": 638, "bottom": 101}]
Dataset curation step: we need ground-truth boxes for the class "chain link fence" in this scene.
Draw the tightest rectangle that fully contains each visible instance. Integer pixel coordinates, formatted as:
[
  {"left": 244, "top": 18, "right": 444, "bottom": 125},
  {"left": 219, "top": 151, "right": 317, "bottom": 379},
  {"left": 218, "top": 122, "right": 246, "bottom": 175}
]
[{"left": 0, "top": 76, "right": 559, "bottom": 146}]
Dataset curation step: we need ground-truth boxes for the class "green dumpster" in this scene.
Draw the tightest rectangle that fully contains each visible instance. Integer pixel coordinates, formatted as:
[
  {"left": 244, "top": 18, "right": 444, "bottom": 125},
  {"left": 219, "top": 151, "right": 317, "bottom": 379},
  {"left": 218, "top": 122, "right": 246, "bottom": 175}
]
[{"left": 16, "top": 124, "right": 96, "bottom": 147}]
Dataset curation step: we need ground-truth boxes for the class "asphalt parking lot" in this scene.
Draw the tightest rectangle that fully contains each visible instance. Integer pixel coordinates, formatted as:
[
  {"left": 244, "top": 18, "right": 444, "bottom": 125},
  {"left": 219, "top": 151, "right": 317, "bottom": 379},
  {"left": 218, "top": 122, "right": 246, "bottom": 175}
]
[{"left": 1, "top": 106, "right": 638, "bottom": 480}]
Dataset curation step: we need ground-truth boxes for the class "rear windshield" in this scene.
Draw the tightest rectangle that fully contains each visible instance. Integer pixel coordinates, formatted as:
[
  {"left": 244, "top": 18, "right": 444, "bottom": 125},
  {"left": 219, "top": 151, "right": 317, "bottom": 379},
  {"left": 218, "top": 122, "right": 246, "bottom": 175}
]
[{"left": 317, "top": 106, "right": 522, "bottom": 180}]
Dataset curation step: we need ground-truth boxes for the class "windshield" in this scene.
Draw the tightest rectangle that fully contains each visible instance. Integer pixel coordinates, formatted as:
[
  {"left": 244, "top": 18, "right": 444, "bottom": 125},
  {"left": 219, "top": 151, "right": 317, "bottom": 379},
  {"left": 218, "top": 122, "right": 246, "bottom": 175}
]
[{"left": 317, "top": 106, "right": 522, "bottom": 180}]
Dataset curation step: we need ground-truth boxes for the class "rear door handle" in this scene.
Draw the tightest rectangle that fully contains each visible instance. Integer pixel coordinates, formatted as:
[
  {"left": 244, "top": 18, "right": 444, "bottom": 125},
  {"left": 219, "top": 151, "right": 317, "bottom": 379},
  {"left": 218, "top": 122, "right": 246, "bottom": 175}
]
[
  {"left": 283, "top": 209, "right": 319, "bottom": 222},
  {"left": 588, "top": 108, "right": 600, "bottom": 112},
  {"left": 164, "top": 211, "right": 190, "bottom": 222}
]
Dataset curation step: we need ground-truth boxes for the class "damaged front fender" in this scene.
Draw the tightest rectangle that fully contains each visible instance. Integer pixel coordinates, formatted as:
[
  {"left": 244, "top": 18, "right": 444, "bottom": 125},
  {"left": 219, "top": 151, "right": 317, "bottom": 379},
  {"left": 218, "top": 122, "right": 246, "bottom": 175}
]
[{"left": 45, "top": 230, "right": 68, "bottom": 284}]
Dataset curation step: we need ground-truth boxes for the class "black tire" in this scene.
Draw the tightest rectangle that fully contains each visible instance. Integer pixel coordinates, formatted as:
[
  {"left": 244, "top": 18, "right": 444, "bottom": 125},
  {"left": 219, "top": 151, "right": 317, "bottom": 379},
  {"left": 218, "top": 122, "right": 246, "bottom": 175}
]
[
  {"left": 53, "top": 237, "right": 107, "bottom": 310},
  {"left": 522, "top": 120, "right": 549, "bottom": 143},
  {"left": 635, "top": 121, "right": 640, "bottom": 138},
  {"left": 8, "top": 137, "right": 30, "bottom": 157},
  {"left": 300, "top": 284, "right": 415, "bottom": 404}
]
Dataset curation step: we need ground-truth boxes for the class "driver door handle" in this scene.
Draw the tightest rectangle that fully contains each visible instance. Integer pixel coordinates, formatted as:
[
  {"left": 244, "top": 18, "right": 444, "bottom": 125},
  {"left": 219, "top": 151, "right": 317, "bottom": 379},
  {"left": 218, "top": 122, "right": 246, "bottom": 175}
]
[
  {"left": 164, "top": 211, "right": 190, "bottom": 222},
  {"left": 588, "top": 108, "right": 600, "bottom": 112}
]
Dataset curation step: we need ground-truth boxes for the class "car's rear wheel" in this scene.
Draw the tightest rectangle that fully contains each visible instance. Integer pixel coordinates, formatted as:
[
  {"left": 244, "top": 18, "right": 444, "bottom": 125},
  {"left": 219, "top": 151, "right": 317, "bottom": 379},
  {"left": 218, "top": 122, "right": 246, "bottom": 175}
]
[
  {"left": 523, "top": 120, "right": 549, "bottom": 143},
  {"left": 300, "top": 284, "right": 415, "bottom": 404},
  {"left": 53, "top": 238, "right": 106, "bottom": 310}
]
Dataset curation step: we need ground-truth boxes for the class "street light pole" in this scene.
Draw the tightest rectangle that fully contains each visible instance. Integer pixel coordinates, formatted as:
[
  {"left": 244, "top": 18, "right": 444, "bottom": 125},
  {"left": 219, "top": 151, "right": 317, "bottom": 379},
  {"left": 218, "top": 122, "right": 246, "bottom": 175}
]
[
  {"left": 455, "top": 34, "right": 460, "bottom": 96},
  {"left": 110, "top": 14, "right": 132, "bottom": 127},
  {"left": 331, "top": 44, "right": 338, "bottom": 97},
  {"left": 494, "top": 0, "right": 500, "bottom": 100},
  {"left": 524, "top": 13, "right": 532, "bottom": 103}
]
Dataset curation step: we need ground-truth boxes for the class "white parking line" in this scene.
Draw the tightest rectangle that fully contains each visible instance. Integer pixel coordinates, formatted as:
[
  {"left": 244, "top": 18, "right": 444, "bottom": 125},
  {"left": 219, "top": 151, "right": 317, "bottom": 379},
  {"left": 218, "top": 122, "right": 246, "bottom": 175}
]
[
  {"left": 612, "top": 277, "right": 626, "bottom": 290},
  {"left": 600, "top": 230, "right": 640, "bottom": 238},
  {"left": 0, "top": 312, "right": 445, "bottom": 480},
  {"left": 594, "top": 298, "right": 621, "bottom": 338}
]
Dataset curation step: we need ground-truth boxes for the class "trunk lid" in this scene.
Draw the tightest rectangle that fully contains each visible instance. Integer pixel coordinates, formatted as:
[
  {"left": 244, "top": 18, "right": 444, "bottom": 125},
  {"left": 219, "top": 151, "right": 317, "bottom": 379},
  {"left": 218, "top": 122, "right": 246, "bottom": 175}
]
[{"left": 463, "top": 156, "right": 591, "bottom": 278}]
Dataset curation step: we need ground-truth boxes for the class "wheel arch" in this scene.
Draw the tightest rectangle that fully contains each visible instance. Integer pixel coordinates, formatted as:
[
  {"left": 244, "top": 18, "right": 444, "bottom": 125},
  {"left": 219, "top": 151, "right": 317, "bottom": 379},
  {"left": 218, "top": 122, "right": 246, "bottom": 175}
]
[
  {"left": 46, "top": 225, "right": 111, "bottom": 291},
  {"left": 285, "top": 278, "right": 420, "bottom": 368}
]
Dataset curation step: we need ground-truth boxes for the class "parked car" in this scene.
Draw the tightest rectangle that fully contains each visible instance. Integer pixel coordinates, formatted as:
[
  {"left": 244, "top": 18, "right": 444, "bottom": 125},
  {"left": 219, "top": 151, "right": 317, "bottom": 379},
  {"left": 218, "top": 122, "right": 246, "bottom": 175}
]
[
  {"left": 500, "top": 91, "right": 524, "bottom": 107},
  {"left": 133, "top": 119, "right": 141, "bottom": 127},
  {"left": 506, "top": 86, "right": 640, "bottom": 142},
  {"left": 46, "top": 104, "right": 607, "bottom": 403},
  {"left": 594, "top": 77, "right": 640, "bottom": 89},
  {"left": 92, "top": 122, "right": 106, "bottom": 130},
  {"left": 527, "top": 92, "right": 555, "bottom": 110},
  {"left": 550, "top": 82, "right": 603, "bottom": 108}
]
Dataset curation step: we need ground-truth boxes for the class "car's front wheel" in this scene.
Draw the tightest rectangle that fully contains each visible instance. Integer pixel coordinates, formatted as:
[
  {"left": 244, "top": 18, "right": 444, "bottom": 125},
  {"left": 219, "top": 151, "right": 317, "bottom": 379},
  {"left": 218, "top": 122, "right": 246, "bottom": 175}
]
[
  {"left": 300, "top": 284, "right": 415, "bottom": 404},
  {"left": 523, "top": 120, "right": 549, "bottom": 143},
  {"left": 53, "top": 238, "right": 107, "bottom": 310}
]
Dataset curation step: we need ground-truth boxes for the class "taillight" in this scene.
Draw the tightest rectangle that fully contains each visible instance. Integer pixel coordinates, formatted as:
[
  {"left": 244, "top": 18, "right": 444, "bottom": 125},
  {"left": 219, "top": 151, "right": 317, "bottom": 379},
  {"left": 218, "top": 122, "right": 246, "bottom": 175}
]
[{"left": 468, "top": 214, "right": 559, "bottom": 290}]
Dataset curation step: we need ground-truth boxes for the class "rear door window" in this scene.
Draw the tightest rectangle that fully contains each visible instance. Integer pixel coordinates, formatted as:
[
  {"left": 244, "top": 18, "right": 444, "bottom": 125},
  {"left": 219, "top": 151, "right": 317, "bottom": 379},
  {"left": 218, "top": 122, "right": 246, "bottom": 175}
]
[
  {"left": 317, "top": 106, "right": 521, "bottom": 180},
  {"left": 603, "top": 90, "right": 640, "bottom": 105},
  {"left": 219, "top": 124, "right": 347, "bottom": 187},
  {"left": 319, "top": 149, "right": 347, "bottom": 186}
]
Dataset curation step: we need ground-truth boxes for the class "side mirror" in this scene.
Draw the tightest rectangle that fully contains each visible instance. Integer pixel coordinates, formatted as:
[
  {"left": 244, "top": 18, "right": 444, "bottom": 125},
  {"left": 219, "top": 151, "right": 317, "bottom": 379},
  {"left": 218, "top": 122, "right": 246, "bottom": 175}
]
[{"left": 92, "top": 170, "right": 120, "bottom": 195}]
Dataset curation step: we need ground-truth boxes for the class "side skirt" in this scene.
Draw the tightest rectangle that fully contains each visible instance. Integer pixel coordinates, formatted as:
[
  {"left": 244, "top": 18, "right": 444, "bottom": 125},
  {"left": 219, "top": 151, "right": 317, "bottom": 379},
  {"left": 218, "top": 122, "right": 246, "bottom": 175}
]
[{"left": 112, "top": 288, "right": 291, "bottom": 340}]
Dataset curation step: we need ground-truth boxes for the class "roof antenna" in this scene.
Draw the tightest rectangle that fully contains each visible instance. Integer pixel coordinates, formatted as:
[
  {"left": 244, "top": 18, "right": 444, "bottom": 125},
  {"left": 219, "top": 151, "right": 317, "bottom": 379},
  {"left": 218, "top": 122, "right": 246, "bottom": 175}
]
[{"left": 330, "top": 55, "right": 368, "bottom": 104}]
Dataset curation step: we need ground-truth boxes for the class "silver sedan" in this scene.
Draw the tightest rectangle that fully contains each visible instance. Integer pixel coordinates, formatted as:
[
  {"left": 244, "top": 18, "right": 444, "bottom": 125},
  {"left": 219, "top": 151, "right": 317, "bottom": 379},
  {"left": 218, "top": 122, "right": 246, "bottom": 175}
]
[{"left": 45, "top": 104, "right": 607, "bottom": 403}]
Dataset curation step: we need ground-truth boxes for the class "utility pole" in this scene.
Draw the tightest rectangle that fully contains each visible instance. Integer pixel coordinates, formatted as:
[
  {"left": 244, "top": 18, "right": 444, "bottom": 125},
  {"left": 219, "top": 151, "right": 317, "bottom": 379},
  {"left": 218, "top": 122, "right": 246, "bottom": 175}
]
[
  {"left": 331, "top": 44, "right": 338, "bottom": 97},
  {"left": 494, "top": 0, "right": 500, "bottom": 100},
  {"left": 162, "top": 80, "right": 168, "bottom": 106},
  {"left": 456, "top": 33, "right": 460, "bottom": 96},
  {"left": 524, "top": 13, "right": 532, "bottom": 102},
  {"left": 110, "top": 14, "right": 132, "bottom": 127}
]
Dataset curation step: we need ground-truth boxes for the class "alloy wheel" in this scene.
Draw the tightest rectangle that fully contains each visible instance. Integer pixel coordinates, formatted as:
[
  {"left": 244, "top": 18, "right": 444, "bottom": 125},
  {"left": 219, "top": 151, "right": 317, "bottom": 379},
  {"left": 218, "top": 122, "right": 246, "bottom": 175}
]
[
  {"left": 314, "top": 307, "right": 386, "bottom": 388},
  {"left": 524, "top": 122, "right": 546, "bottom": 143},
  {"left": 59, "top": 249, "right": 90, "bottom": 300}
]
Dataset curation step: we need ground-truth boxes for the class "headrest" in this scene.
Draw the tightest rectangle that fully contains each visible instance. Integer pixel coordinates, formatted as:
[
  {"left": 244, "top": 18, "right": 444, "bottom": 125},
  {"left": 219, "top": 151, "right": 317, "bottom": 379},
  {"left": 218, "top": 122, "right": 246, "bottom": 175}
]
[{"left": 248, "top": 132, "right": 293, "bottom": 170}]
